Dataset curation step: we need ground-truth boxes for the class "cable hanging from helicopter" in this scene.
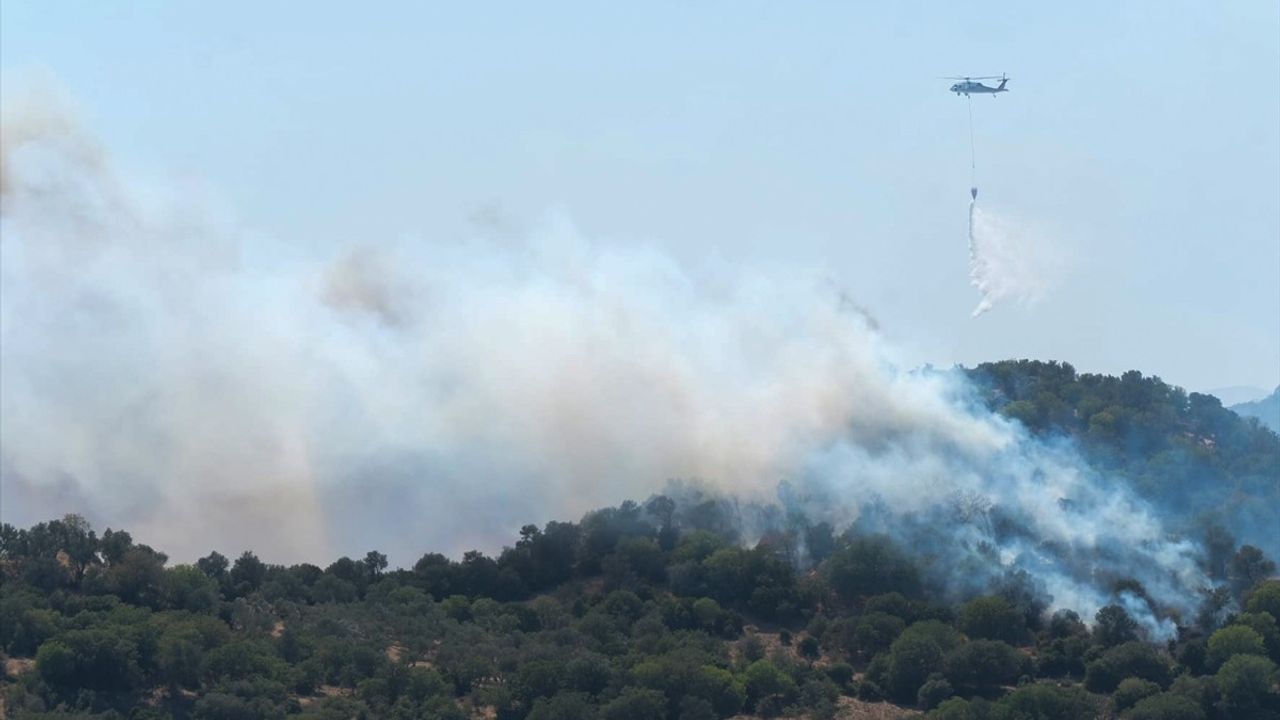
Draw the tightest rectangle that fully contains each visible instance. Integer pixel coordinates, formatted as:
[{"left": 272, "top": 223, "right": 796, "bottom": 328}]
[
  {"left": 940, "top": 74, "right": 1009, "bottom": 200},
  {"left": 969, "top": 97, "right": 976, "bottom": 199}
]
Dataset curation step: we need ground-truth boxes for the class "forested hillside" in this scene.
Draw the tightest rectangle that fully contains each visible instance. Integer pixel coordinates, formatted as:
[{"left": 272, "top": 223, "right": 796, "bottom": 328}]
[
  {"left": 967, "top": 361, "right": 1280, "bottom": 559},
  {"left": 2, "top": 363, "right": 1278, "bottom": 720}
]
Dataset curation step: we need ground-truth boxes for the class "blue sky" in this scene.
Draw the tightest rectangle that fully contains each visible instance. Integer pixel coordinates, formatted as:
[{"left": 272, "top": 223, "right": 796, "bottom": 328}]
[{"left": 4, "top": 1, "right": 1278, "bottom": 393}]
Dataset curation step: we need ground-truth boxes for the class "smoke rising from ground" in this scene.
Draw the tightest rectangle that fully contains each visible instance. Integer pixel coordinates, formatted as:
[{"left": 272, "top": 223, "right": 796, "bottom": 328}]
[
  {"left": 1, "top": 89, "right": 1215, "bottom": 637},
  {"left": 968, "top": 201, "right": 1062, "bottom": 317}
]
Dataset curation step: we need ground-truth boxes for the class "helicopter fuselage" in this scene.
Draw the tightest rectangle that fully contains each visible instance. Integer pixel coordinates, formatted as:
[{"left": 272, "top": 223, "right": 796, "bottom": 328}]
[{"left": 950, "top": 80, "right": 1008, "bottom": 96}]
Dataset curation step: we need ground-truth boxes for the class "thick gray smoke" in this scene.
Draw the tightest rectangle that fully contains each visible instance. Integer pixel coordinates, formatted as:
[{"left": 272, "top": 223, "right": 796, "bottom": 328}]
[{"left": 1, "top": 90, "right": 1208, "bottom": 638}]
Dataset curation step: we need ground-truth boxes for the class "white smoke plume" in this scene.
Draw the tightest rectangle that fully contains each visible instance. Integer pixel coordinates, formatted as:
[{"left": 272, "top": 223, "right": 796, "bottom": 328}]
[
  {"left": 0, "top": 88, "right": 1210, "bottom": 637},
  {"left": 968, "top": 201, "right": 1062, "bottom": 317}
]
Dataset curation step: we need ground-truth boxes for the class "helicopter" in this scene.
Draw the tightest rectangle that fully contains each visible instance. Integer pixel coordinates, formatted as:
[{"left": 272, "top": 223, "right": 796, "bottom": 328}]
[{"left": 943, "top": 74, "right": 1009, "bottom": 97}]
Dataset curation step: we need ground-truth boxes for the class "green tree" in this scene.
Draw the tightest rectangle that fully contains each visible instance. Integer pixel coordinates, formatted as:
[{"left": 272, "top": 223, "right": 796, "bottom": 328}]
[
  {"left": 672, "top": 530, "right": 729, "bottom": 564},
  {"left": 527, "top": 691, "right": 597, "bottom": 720},
  {"left": 885, "top": 622, "right": 963, "bottom": 704},
  {"left": 989, "top": 683, "right": 1096, "bottom": 720},
  {"left": 34, "top": 638, "right": 77, "bottom": 685},
  {"left": 229, "top": 551, "right": 267, "bottom": 597},
  {"left": 53, "top": 514, "right": 100, "bottom": 585},
  {"left": 1206, "top": 625, "right": 1266, "bottom": 670},
  {"left": 1037, "top": 634, "right": 1091, "bottom": 678},
  {"left": 827, "top": 536, "right": 921, "bottom": 601},
  {"left": 108, "top": 545, "right": 168, "bottom": 606},
  {"left": 197, "top": 550, "right": 230, "bottom": 579},
  {"left": 616, "top": 537, "right": 666, "bottom": 583},
  {"left": 678, "top": 696, "right": 717, "bottom": 720},
  {"left": 687, "top": 665, "right": 745, "bottom": 717},
  {"left": 192, "top": 692, "right": 260, "bottom": 720},
  {"left": 363, "top": 550, "right": 388, "bottom": 578},
  {"left": 826, "top": 662, "right": 855, "bottom": 689},
  {"left": 743, "top": 659, "right": 797, "bottom": 708},
  {"left": 1228, "top": 546, "right": 1276, "bottom": 599},
  {"left": 603, "top": 590, "right": 644, "bottom": 621},
  {"left": 563, "top": 653, "right": 612, "bottom": 695},
  {"left": 943, "top": 640, "right": 1025, "bottom": 692},
  {"left": 205, "top": 639, "right": 287, "bottom": 683},
  {"left": 100, "top": 527, "right": 134, "bottom": 565},
  {"left": 1094, "top": 605, "right": 1140, "bottom": 647},
  {"left": 311, "top": 574, "right": 358, "bottom": 603},
  {"left": 927, "top": 698, "right": 980, "bottom": 720},
  {"left": 163, "top": 564, "right": 219, "bottom": 612},
  {"left": 158, "top": 629, "right": 205, "bottom": 690},
  {"left": 1085, "top": 642, "right": 1173, "bottom": 693},
  {"left": 36, "top": 628, "right": 141, "bottom": 692},
  {"left": 692, "top": 597, "right": 721, "bottom": 629},
  {"left": 1245, "top": 580, "right": 1280, "bottom": 622},
  {"left": 516, "top": 659, "right": 565, "bottom": 704},
  {"left": 1234, "top": 612, "right": 1280, "bottom": 662},
  {"left": 917, "top": 676, "right": 954, "bottom": 710},
  {"left": 1215, "top": 654, "right": 1278, "bottom": 716},
  {"left": 0, "top": 595, "right": 60, "bottom": 656},
  {"left": 958, "top": 596, "right": 1026, "bottom": 644},
  {"left": 864, "top": 592, "right": 915, "bottom": 620},
  {"left": 1167, "top": 675, "right": 1216, "bottom": 716},
  {"left": 1122, "top": 693, "right": 1206, "bottom": 720},
  {"left": 1113, "top": 677, "right": 1161, "bottom": 712},
  {"left": 703, "top": 548, "right": 749, "bottom": 603},
  {"left": 602, "top": 687, "right": 667, "bottom": 720},
  {"left": 798, "top": 635, "right": 821, "bottom": 659},
  {"left": 847, "top": 612, "right": 906, "bottom": 659}
]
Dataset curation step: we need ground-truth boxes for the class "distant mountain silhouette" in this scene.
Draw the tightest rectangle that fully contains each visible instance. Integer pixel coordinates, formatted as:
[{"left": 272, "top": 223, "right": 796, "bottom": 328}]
[
  {"left": 1232, "top": 386, "right": 1280, "bottom": 433},
  {"left": 1208, "top": 385, "right": 1269, "bottom": 405}
]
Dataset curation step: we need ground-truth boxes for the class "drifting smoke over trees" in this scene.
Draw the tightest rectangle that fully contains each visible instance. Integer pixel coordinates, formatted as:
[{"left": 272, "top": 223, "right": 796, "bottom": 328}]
[
  {"left": 966, "top": 360, "right": 1280, "bottom": 561},
  {"left": 1, "top": 363, "right": 1278, "bottom": 719}
]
